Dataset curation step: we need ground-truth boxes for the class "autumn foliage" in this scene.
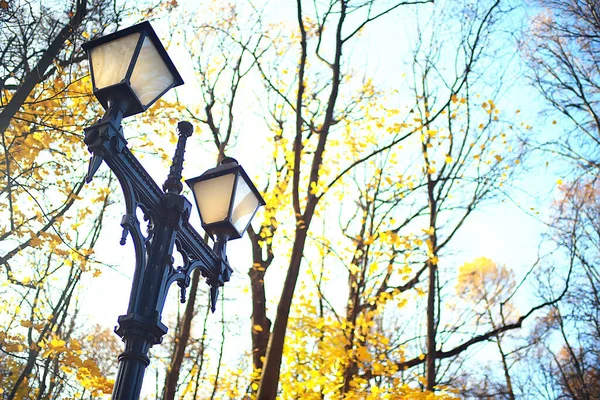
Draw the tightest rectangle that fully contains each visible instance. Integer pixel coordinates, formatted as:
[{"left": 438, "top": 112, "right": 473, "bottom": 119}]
[{"left": 2, "top": 0, "right": 599, "bottom": 399}]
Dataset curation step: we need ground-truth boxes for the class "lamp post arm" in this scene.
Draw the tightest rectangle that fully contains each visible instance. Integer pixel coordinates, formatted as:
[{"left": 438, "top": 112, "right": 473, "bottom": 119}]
[{"left": 167, "top": 235, "right": 232, "bottom": 313}]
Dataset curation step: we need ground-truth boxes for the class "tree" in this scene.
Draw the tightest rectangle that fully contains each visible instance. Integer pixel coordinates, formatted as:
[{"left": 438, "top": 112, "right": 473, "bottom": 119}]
[
  {"left": 322, "top": 1, "right": 574, "bottom": 395},
  {"left": 522, "top": 180, "right": 600, "bottom": 399},
  {"left": 455, "top": 257, "right": 518, "bottom": 399},
  {"left": 524, "top": 0, "right": 600, "bottom": 176},
  {"left": 522, "top": 1, "right": 600, "bottom": 398},
  {"left": 250, "top": 2, "right": 438, "bottom": 398},
  {"left": 395, "top": 0, "right": 523, "bottom": 390}
]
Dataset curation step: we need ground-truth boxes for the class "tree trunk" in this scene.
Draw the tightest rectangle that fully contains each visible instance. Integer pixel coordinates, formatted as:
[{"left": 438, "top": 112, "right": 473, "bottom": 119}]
[
  {"left": 341, "top": 277, "right": 361, "bottom": 394},
  {"left": 249, "top": 260, "right": 271, "bottom": 371},
  {"left": 425, "top": 161, "right": 438, "bottom": 391},
  {"left": 257, "top": 223, "right": 310, "bottom": 400},
  {"left": 163, "top": 268, "right": 201, "bottom": 400},
  {"left": 425, "top": 258, "right": 437, "bottom": 391},
  {"left": 496, "top": 335, "right": 515, "bottom": 399},
  {"left": 247, "top": 225, "right": 273, "bottom": 373},
  {"left": 341, "top": 229, "right": 367, "bottom": 395}
]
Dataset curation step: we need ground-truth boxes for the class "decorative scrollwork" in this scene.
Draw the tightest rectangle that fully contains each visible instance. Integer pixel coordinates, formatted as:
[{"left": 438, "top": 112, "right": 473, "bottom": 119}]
[{"left": 83, "top": 113, "right": 225, "bottom": 355}]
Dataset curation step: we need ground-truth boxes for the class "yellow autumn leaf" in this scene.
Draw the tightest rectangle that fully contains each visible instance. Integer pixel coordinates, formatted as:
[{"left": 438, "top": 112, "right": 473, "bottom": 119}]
[
  {"left": 253, "top": 324, "right": 263, "bottom": 332},
  {"left": 20, "top": 320, "right": 33, "bottom": 328},
  {"left": 61, "top": 365, "right": 73, "bottom": 374},
  {"left": 50, "top": 337, "right": 66, "bottom": 350},
  {"left": 422, "top": 226, "right": 435, "bottom": 235},
  {"left": 356, "top": 346, "right": 371, "bottom": 362},
  {"left": 69, "top": 339, "right": 82, "bottom": 352},
  {"left": 29, "top": 233, "right": 43, "bottom": 247},
  {"left": 368, "top": 262, "right": 378, "bottom": 273}
]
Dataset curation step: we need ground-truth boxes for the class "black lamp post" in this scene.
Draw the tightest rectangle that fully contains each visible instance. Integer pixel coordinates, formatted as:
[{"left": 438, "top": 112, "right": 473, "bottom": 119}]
[{"left": 81, "top": 22, "right": 265, "bottom": 400}]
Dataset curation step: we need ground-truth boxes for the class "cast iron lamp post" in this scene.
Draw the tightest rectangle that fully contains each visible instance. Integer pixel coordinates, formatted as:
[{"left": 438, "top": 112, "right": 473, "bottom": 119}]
[{"left": 81, "top": 22, "right": 265, "bottom": 400}]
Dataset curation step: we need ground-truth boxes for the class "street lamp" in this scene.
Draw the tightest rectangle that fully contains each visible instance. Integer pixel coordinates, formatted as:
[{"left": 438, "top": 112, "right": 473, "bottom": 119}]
[
  {"left": 186, "top": 157, "right": 265, "bottom": 312},
  {"left": 82, "top": 21, "right": 183, "bottom": 118},
  {"left": 81, "top": 22, "right": 264, "bottom": 400}
]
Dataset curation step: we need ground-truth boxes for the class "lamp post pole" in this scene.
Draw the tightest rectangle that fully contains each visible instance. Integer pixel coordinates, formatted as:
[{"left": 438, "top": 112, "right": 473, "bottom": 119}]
[
  {"left": 84, "top": 115, "right": 221, "bottom": 400},
  {"left": 110, "top": 115, "right": 188, "bottom": 397}
]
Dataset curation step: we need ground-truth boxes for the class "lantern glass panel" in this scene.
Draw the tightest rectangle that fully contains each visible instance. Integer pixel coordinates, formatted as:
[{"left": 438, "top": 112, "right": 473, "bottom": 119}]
[
  {"left": 192, "top": 173, "right": 235, "bottom": 225},
  {"left": 130, "top": 36, "right": 176, "bottom": 107},
  {"left": 90, "top": 33, "right": 140, "bottom": 90},
  {"left": 231, "top": 178, "right": 260, "bottom": 234}
]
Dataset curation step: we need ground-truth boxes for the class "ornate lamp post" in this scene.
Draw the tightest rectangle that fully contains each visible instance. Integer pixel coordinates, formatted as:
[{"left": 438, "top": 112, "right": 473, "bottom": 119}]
[{"left": 81, "top": 22, "right": 265, "bottom": 400}]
